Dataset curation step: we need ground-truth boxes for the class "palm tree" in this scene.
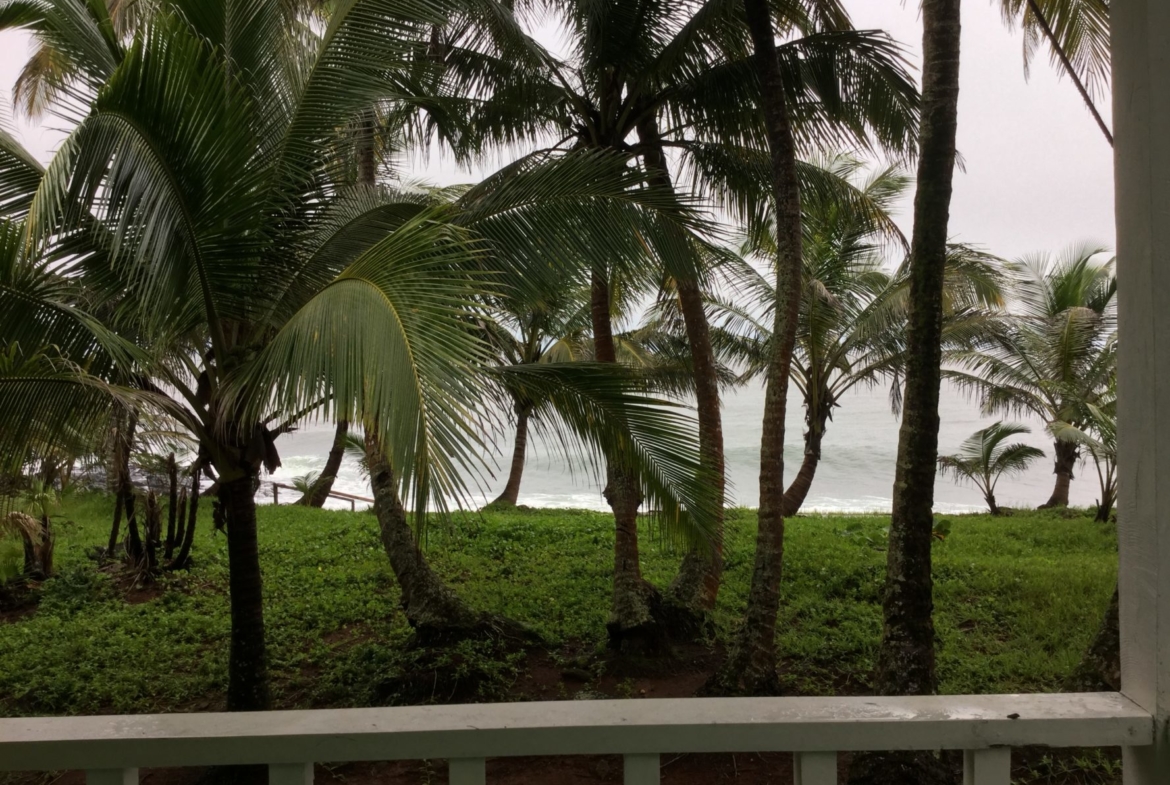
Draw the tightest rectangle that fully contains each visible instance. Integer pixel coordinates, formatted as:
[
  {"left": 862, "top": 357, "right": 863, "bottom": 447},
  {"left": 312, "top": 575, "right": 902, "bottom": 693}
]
[
  {"left": 720, "top": 156, "right": 907, "bottom": 516},
  {"left": 872, "top": 0, "right": 963, "bottom": 739},
  {"left": 714, "top": 163, "right": 1005, "bottom": 516},
  {"left": 437, "top": 0, "right": 919, "bottom": 647},
  {"left": 997, "top": 0, "right": 1111, "bottom": 144},
  {"left": 937, "top": 422, "right": 1045, "bottom": 515},
  {"left": 949, "top": 245, "right": 1116, "bottom": 509},
  {"left": 482, "top": 291, "right": 589, "bottom": 507},
  {"left": 1, "top": 0, "right": 720, "bottom": 708},
  {"left": 1050, "top": 373, "right": 1117, "bottom": 522}
]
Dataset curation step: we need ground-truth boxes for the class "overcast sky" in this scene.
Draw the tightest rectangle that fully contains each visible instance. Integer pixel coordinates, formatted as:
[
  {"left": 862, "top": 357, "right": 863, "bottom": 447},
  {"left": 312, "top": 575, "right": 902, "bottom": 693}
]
[{"left": 0, "top": 1, "right": 1116, "bottom": 261}]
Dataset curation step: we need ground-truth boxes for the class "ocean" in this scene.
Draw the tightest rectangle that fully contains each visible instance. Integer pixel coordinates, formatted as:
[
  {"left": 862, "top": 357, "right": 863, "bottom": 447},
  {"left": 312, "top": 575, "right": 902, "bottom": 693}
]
[{"left": 263, "top": 381, "right": 1100, "bottom": 515}]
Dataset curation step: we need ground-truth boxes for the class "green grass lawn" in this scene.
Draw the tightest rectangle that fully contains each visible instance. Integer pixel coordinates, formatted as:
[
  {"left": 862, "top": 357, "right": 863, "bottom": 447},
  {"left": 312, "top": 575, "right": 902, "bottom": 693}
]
[{"left": 0, "top": 494, "right": 1117, "bottom": 717}]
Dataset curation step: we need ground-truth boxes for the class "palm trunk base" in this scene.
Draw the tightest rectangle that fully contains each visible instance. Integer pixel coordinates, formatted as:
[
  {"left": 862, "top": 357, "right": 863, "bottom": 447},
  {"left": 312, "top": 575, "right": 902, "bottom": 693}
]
[
  {"left": 403, "top": 567, "right": 539, "bottom": 647},
  {"left": 703, "top": 638, "right": 783, "bottom": 697},
  {"left": 605, "top": 576, "right": 671, "bottom": 656},
  {"left": 366, "top": 431, "right": 538, "bottom": 649},
  {"left": 846, "top": 751, "right": 955, "bottom": 785},
  {"left": 662, "top": 551, "right": 719, "bottom": 640},
  {"left": 1094, "top": 491, "right": 1116, "bottom": 523}
]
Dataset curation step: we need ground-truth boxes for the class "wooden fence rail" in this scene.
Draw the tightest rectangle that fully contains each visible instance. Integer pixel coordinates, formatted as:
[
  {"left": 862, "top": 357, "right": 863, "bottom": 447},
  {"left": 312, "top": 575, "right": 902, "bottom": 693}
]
[{"left": 269, "top": 483, "right": 374, "bottom": 511}]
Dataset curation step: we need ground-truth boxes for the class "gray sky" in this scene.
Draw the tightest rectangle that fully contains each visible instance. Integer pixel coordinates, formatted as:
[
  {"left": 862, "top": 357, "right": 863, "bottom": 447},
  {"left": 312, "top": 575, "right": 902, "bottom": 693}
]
[{"left": 0, "top": 1, "right": 1116, "bottom": 261}]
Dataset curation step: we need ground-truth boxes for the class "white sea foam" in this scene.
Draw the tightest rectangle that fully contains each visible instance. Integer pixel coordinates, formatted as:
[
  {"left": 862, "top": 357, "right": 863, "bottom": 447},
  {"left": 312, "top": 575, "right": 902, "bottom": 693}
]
[{"left": 263, "top": 382, "right": 1096, "bottom": 514}]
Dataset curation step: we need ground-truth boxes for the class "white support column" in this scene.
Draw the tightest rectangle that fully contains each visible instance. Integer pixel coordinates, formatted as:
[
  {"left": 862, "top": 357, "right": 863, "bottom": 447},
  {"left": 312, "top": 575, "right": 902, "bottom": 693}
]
[
  {"left": 86, "top": 770, "right": 137, "bottom": 785},
  {"left": 794, "top": 751, "right": 836, "bottom": 784},
  {"left": 1114, "top": 0, "right": 1170, "bottom": 782},
  {"left": 269, "top": 763, "right": 313, "bottom": 785},
  {"left": 962, "top": 749, "right": 1010, "bottom": 785},
  {"left": 623, "top": 753, "right": 660, "bottom": 784},
  {"left": 448, "top": 758, "right": 485, "bottom": 785}
]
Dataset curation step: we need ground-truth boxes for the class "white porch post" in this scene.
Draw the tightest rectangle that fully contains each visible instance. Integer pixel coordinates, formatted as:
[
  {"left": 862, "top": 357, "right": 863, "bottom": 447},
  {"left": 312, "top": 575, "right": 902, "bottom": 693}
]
[{"left": 1114, "top": 0, "right": 1170, "bottom": 782}]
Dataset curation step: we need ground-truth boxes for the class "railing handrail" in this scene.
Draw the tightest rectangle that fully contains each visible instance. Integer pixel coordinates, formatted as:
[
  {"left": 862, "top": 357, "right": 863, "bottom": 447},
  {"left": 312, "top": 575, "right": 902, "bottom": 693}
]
[
  {"left": 0, "top": 693, "right": 1151, "bottom": 771},
  {"left": 269, "top": 482, "right": 373, "bottom": 510}
]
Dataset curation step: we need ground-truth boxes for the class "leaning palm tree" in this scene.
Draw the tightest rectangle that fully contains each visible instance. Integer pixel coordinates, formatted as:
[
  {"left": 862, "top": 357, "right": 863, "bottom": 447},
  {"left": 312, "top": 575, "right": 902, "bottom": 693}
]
[
  {"left": 1, "top": 0, "right": 716, "bottom": 710},
  {"left": 482, "top": 291, "right": 590, "bottom": 507},
  {"left": 937, "top": 422, "right": 1045, "bottom": 515},
  {"left": 949, "top": 244, "right": 1117, "bottom": 509}
]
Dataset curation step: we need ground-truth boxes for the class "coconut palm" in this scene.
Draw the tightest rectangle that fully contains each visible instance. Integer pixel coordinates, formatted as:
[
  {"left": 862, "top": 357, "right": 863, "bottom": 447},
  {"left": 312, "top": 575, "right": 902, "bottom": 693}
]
[
  {"left": 1050, "top": 373, "right": 1117, "bottom": 522},
  {"left": 864, "top": 13, "right": 963, "bottom": 783},
  {"left": 482, "top": 291, "right": 590, "bottom": 507},
  {"left": 713, "top": 163, "right": 1005, "bottom": 520},
  {"left": 0, "top": 0, "right": 717, "bottom": 710},
  {"left": 937, "top": 422, "right": 1045, "bottom": 515},
  {"left": 997, "top": 0, "right": 1111, "bottom": 144},
  {"left": 949, "top": 244, "right": 1116, "bottom": 509},
  {"left": 438, "top": 0, "right": 919, "bottom": 649},
  {"left": 718, "top": 156, "right": 909, "bottom": 517},
  {"left": 290, "top": 472, "right": 321, "bottom": 504}
]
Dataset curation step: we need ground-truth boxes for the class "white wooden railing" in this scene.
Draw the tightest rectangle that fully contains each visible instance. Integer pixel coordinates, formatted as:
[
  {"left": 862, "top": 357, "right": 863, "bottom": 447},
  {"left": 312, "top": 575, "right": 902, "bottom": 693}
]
[{"left": 0, "top": 693, "right": 1152, "bottom": 784}]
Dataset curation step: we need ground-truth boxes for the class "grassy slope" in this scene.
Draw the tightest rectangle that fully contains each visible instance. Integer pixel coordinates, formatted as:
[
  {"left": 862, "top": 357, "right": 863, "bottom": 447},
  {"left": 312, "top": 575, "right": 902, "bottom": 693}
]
[{"left": 0, "top": 495, "right": 1116, "bottom": 716}]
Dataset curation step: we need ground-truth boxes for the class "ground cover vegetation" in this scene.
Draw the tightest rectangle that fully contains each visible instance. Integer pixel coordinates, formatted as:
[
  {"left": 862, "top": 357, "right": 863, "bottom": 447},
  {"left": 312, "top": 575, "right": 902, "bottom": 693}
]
[{"left": 0, "top": 495, "right": 1120, "bottom": 782}]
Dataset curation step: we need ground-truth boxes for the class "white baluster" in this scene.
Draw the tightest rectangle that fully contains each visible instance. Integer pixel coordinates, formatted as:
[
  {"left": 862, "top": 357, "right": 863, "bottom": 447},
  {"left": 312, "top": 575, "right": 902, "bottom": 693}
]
[
  {"left": 86, "top": 769, "right": 137, "bottom": 785},
  {"left": 449, "top": 758, "right": 486, "bottom": 785},
  {"left": 963, "top": 748, "right": 1011, "bottom": 785},
  {"left": 795, "top": 751, "right": 837, "bottom": 784},
  {"left": 624, "top": 753, "right": 660, "bottom": 784},
  {"left": 269, "top": 763, "right": 313, "bottom": 785}
]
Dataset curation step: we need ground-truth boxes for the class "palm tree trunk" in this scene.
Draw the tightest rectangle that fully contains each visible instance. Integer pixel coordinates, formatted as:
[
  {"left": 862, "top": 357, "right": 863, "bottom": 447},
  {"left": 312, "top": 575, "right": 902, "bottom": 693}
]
[
  {"left": 781, "top": 404, "right": 831, "bottom": 518},
  {"left": 124, "top": 492, "right": 143, "bottom": 567},
  {"left": 850, "top": 6, "right": 961, "bottom": 782},
  {"left": 492, "top": 405, "right": 530, "bottom": 507},
  {"left": 636, "top": 120, "right": 726, "bottom": 625},
  {"left": 1041, "top": 439, "right": 1078, "bottom": 508},
  {"left": 169, "top": 470, "right": 199, "bottom": 571},
  {"left": 985, "top": 493, "right": 1001, "bottom": 516},
  {"left": 1096, "top": 478, "right": 1117, "bottom": 523},
  {"left": 364, "top": 429, "right": 489, "bottom": 639},
  {"left": 874, "top": 0, "right": 962, "bottom": 701},
  {"left": 164, "top": 454, "right": 178, "bottom": 560},
  {"left": 219, "top": 473, "right": 270, "bottom": 712},
  {"left": 711, "top": 0, "right": 805, "bottom": 695},
  {"left": 304, "top": 420, "right": 348, "bottom": 507},
  {"left": 591, "top": 268, "right": 667, "bottom": 654},
  {"left": 107, "top": 409, "right": 138, "bottom": 556}
]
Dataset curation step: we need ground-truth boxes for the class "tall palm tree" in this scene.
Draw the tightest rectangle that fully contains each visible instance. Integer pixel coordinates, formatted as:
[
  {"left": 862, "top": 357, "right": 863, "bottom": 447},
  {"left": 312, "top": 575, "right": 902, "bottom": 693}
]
[
  {"left": 937, "top": 422, "right": 1045, "bottom": 515},
  {"left": 438, "top": 0, "right": 919, "bottom": 647},
  {"left": 848, "top": 2, "right": 963, "bottom": 781},
  {"left": 0, "top": 0, "right": 717, "bottom": 709},
  {"left": 874, "top": 0, "right": 963, "bottom": 743},
  {"left": 949, "top": 245, "right": 1116, "bottom": 509}
]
